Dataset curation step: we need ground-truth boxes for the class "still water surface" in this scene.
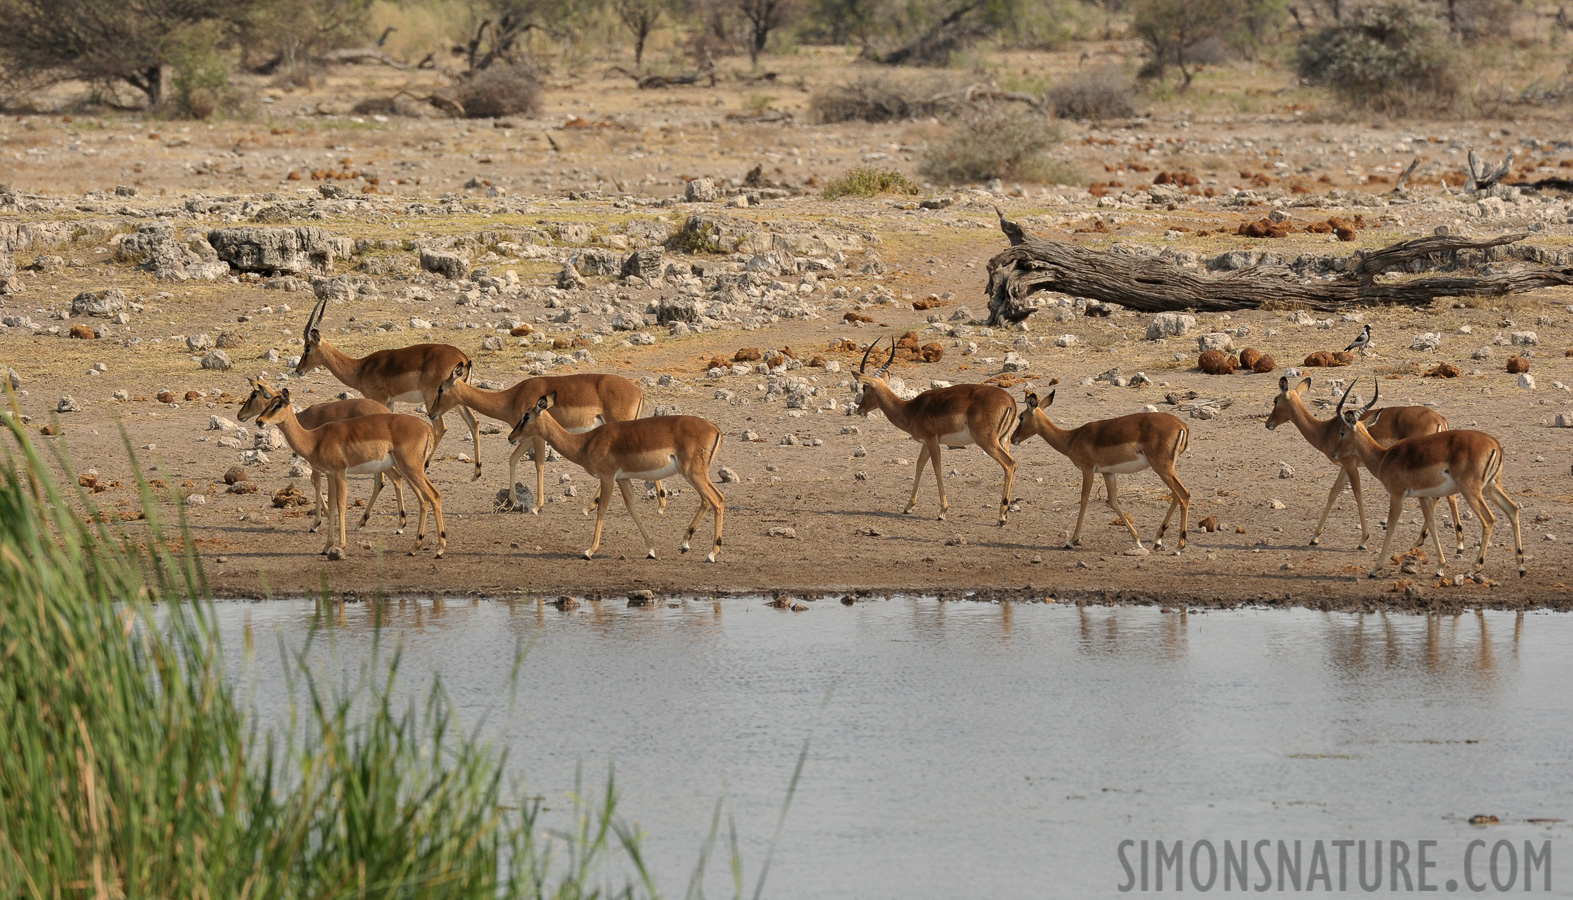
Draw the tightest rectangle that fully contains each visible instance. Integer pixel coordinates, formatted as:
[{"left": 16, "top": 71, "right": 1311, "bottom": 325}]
[{"left": 214, "top": 598, "right": 1573, "bottom": 898}]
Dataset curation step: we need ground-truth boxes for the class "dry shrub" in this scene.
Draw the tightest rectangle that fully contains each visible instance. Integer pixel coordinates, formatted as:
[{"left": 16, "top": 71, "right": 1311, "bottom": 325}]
[
  {"left": 733, "top": 347, "right": 762, "bottom": 362},
  {"left": 808, "top": 74, "right": 959, "bottom": 123},
  {"left": 705, "top": 355, "right": 729, "bottom": 370},
  {"left": 1252, "top": 354, "right": 1276, "bottom": 374},
  {"left": 1423, "top": 362, "right": 1460, "bottom": 377},
  {"left": 920, "top": 107, "right": 1066, "bottom": 185},
  {"left": 1154, "top": 171, "right": 1199, "bottom": 187},
  {"left": 1049, "top": 66, "right": 1136, "bottom": 120},
  {"left": 1199, "top": 350, "right": 1237, "bottom": 374},
  {"left": 1297, "top": 1, "right": 1461, "bottom": 114},
  {"left": 1239, "top": 347, "right": 1263, "bottom": 369},
  {"left": 1506, "top": 356, "right": 1530, "bottom": 374},
  {"left": 843, "top": 312, "right": 873, "bottom": 324},
  {"left": 913, "top": 296, "right": 946, "bottom": 310},
  {"left": 1238, "top": 218, "right": 1291, "bottom": 239},
  {"left": 1199, "top": 515, "right": 1220, "bottom": 532},
  {"left": 454, "top": 66, "right": 542, "bottom": 119},
  {"left": 822, "top": 166, "right": 919, "bottom": 200}
]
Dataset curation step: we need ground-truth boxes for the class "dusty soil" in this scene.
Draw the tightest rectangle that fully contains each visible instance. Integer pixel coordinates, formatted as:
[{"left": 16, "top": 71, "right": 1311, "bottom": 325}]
[{"left": 4, "top": 48, "right": 1573, "bottom": 611}]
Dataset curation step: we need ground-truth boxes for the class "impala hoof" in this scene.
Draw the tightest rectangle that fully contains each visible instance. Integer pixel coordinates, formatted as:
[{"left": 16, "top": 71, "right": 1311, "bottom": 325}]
[
  {"left": 326, "top": 547, "right": 345, "bottom": 561},
  {"left": 1367, "top": 570, "right": 1380, "bottom": 579},
  {"left": 395, "top": 527, "right": 405, "bottom": 535},
  {"left": 1357, "top": 541, "right": 1369, "bottom": 551},
  {"left": 1519, "top": 567, "right": 1527, "bottom": 578},
  {"left": 1309, "top": 536, "right": 1320, "bottom": 546},
  {"left": 435, "top": 550, "right": 444, "bottom": 559},
  {"left": 647, "top": 549, "right": 657, "bottom": 559},
  {"left": 583, "top": 550, "right": 594, "bottom": 560},
  {"left": 707, "top": 551, "right": 717, "bottom": 563},
  {"left": 680, "top": 542, "right": 690, "bottom": 553}
]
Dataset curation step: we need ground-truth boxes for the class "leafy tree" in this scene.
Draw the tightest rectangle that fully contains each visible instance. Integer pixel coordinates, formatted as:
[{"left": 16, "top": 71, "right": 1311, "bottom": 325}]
[
  {"left": 0, "top": 0, "right": 248, "bottom": 109},
  {"left": 1132, "top": 0, "right": 1283, "bottom": 89},
  {"left": 1297, "top": 0, "right": 1459, "bottom": 109}
]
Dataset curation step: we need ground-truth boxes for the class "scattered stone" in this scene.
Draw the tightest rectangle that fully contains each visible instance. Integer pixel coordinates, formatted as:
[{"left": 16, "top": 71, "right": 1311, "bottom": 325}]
[
  {"left": 272, "top": 484, "right": 310, "bottom": 508},
  {"left": 1199, "top": 516, "right": 1220, "bottom": 532},
  {"left": 186, "top": 333, "right": 213, "bottom": 351},
  {"left": 1197, "top": 332, "right": 1234, "bottom": 353},
  {"left": 767, "top": 526, "right": 798, "bottom": 539},
  {"left": 1518, "top": 373, "right": 1536, "bottom": 390},
  {"left": 684, "top": 178, "right": 719, "bottom": 202},
  {"left": 1511, "top": 331, "right": 1538, "bottom": 346},
  {"left": 201, "top": 350, "right": 233, "bottom": 371},
  {"left": 481, "top": 335, "right": 504, "bottom": 352},
  {"left": 223, "top": 466, "right": 248, "bottom": 485},
  {"left": 1001, "top": 352, "right": 1029, "bottom": 373},
  {"left": 420, "top": 249, "right": 470, "bottom": 280},
  {"left": 1278, "top": 462, "right": 1295, "bottom": 479},
  {"left": 57, "top": 395, "right": 81, "bottom": 413},
  {"left": 718, "top": 466, "right": 741, "bottom": 483},
  {"left": 1146, "top": 313, "right": 1196, "bottom": 340},
  {"left": 215, "top": 330, "right": 244, "bottom": 349},
  {"left": 185, "top": 494, "right": 206, "bottom": 506},
  {"left": 627, "top": 589, "right": 656, "bottom": 607},
  {"left": 71, "top": 289, "right": 126, "bottom": 318},
  {"left": 208, "top": 226, "right": 338, "bottom": 275},
  {"left": 1268, "top": 498, "right": 1286, "bottom": 510},
  {"left": 1411, "top": 332, "right": 1442, "bottom": 352}
]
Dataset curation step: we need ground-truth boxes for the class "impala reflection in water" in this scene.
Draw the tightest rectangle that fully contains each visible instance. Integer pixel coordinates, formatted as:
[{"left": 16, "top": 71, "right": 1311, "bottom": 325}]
[{"left": 220, "top": 599, "right": 1573, "bottom": 899}]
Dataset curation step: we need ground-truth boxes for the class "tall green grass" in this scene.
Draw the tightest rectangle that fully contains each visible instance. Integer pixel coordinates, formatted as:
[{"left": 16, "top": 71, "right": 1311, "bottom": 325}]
[{"left": 0, "top": 414, "right": 659, "bottom": 897}]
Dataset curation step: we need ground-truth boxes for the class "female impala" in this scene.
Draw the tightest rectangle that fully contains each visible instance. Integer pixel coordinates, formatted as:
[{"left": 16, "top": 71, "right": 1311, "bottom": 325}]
[
  {"left": 430, "top": 366, "right": 663, "bottom": 514},
  {"left": 294, "top": 296, "right": 484, "bottom": 479},
  {"left": 256, "top": 387, "right": 446, "bottom": 560},
  {"left": 1331, "top": 380, "right": 1524, "bottom": 580},
  {"left": 508, "top": 393, "right": 725, "bottom": 562},
  {"left": 852, "top": 337, "right": 1019, "bottom": 525},
  {"left": 1267, "top": 376, "right": 1462, "bottom": 552},
  {"left": 1011, "top": 389, "right": 1190, "bottom": 552},
  {"left": 238, "top": 378, "right": 406, "bottom": 534}
]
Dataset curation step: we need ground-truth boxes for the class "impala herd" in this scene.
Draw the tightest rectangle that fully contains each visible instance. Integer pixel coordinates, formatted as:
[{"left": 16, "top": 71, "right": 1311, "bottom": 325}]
[{"left": 243, "top": 310, "right": 1527, "bottom": 583}]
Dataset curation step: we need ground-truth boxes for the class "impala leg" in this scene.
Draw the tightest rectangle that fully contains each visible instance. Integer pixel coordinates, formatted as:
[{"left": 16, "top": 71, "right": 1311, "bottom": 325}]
[
  {"left": 1446, "top": 495, "right": 1465, "bottom": 556},
  {"left": 1410, "top": 498, "right": 1434, "bottom": 552},
  {"left": 391, "top": 473, "right": 407, "bottom": 534},
  {"left": 1153, "top": 463, "right": 1190, "bottom": 551},
  {"left": 1484, "top": 477, "right": 1523, "bottom": 577},
  {"left": 309, "top": 469, "right": 326, "bottom": 533},
  {"left": 334, "top": 475, "right": 350, "bottom": 558},
  {"left": 1069, "top": 469, "right": 1095, "bottom": 548},
  {"left": 420, "top": 472, "right": 444, "bottom": 558},
  {"left": 1104, "top": 473, "right": 1143, "bottom": 549},
  {"left": 1311, "top": 466, "right": 1348, "bottom": 547},
  {"left": 654, "top": 481, "right": 668, "bottom": 516},
  {"left": 929, "top": 442, "right": 949, "bottom": 520},
  {"left": 533, "top": 436, "right": 548, "bottom": 515},
  {"left": 617, "top": 478, "right": 658, "bottom": 559},
  {"left": 503, "top": 440, "right": 525, "bottom": 511},
  {"left": 1348, "top": 466, "right": 1372, "bottom": 550},
  {"left": 359, "top": 472, "right": 385, "bottom": 530},
  {"left": 457, "top": 405, "right": 483, "bottom": 481},
  {"left": 977, "top": 436, "right": 1016, "bottom": 527},
  {"left": 1368, "top": 493, "right": 1404, "bottom": 578},
  {"left": 585, "top": 477, "right": 614, "bottom": 559},
  {"left": 903, "top": 444, "right": 930, "bottom": 515},
  {"left": 1421, "top": 497, "right": 1448, "bottom": 578},
  {"left": 682, "top": 469, "right": 726, "bottom": 563},
  {"left": 428, "top": 413, "right": 447, "bottom": 462}
]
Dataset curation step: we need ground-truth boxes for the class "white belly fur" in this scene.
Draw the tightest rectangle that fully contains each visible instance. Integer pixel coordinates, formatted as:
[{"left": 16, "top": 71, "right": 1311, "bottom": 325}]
[
  {"left": 937, "top": 430, "right": 974, "bottom": 448},
  {"left": 346, "top": 454, "right": 396, "bottom": 476},
  {"left": 1094, "top": 452, "right": 1149, "bottom": 475},
  {"left": 1406, "top": 473, "right": 1458, "bottom": 498},
  {"left": 565, "top": 416, "right": 605, "bottom": 435},
  {"left": 390, "top": 390, "right": 424, "bottom": 405},
  {"left": 617, "top": 456, "right": 680, "bottom": 482}
]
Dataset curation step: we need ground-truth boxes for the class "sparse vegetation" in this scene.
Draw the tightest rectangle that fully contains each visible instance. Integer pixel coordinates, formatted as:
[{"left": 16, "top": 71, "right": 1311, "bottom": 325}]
[
  {"left": 1297, "top": 0, "right": 1461, "bottom": 113},
  {"left": 453, "top": 63, "right": 543, "bottom": 118},
  {"left": 1132, "top": 0, "right": 1284, "bottom": 90},
  {"left": 920, "top": 106, "right": 1067, "bottom": 184},
  {"left": 808, "top": 74, "right": 962, "bottom": 123},
  {"left": 1048, "top": 64, "right": 1136, "bottom": 119},
  {"left": 822, "top": 165, "right": 920, "bottom": 198}
]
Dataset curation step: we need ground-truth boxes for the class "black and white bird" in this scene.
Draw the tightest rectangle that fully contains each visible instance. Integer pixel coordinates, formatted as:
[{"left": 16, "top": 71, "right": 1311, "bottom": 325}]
[{"left": 1343, "top": 324, "right": 1372, "bottom": 355}]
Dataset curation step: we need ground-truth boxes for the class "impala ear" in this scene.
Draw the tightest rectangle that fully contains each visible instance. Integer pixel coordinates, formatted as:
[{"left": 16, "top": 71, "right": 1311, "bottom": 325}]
[
  {"left": 545, "top": 391, "right": 558, "bottom": 408},
  {"left": 1296, "top": 378, "right": 1311, "bottom": 395},
  {"left": 1277, "top": 375, "right": 1288, "bottom": 392},
  {"left": 1023, "top": 390, "right": 1038, "bottom": 409},
  {"left": 280, "top": 387, "right": 291, "bottom": 404},
  {"left": 1044, "top": 389, "right": 1056, "bottom": 407}
]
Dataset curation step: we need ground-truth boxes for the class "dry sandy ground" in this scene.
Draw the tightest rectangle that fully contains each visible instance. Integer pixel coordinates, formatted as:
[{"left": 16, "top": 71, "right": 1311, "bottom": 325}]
[{"left": 4, "top": 51, "right": 1573, "bottom": 611}]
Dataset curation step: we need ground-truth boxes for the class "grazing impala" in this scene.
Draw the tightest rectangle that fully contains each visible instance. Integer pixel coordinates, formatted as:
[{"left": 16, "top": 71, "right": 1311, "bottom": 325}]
[
  {"left": 1267, "top": 376, "right": 1463, "bottom": 552},
  {"left": 256, "top": 387, "right": 446, "bottom": 560},
  {"left": 508, "top": 393, "right": 725, "bottom": 562},
  {"left": 238, "top": 378, "right": 407, "bottom": 534},
  {"left": 1010, "top": 389, "right": 1190, "bottom": 552},
  {"left": 294, "top": 296, "right": 483, "bottom": 479},
  {"left": 430, "top": 367, "right": 663, "bottom": 514},
  {"left": 852, "top": 337, "right": 1019, "bottom": 525},
  {"left": 1331, "top": 379, "right": 1523, "bottom": 579}
]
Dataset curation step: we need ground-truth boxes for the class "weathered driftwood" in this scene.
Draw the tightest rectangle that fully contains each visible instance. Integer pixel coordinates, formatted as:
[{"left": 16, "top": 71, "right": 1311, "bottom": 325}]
[
  {"left": 1466, "top": 149, "right": 1514, "bottom": 193},
  {"left": 984, "top": 217, "right": 1573, "bottom": 324}
]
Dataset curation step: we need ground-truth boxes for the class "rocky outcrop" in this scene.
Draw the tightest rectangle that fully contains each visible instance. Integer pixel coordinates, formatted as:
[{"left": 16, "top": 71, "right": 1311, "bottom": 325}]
[
  {"left": 115, "top": 224, "right": 230, "bottom": 281},
  {"left": 207, "top": 226, "right": 338, "bottom": 275}
]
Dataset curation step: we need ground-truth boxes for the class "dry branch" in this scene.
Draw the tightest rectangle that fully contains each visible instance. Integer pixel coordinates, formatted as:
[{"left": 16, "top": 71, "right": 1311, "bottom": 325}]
[
  {"left": 1466, "top": 148, "right": 1515, "bottom": 193},
  {"left": 984, "top": 217, "right": 1573, "bottom": 324}
]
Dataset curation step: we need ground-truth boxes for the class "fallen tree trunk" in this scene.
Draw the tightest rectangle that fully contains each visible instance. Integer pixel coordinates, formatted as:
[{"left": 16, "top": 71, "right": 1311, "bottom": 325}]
[{"left": 984, "top": 216, "right": 1573, "bottom": 325}]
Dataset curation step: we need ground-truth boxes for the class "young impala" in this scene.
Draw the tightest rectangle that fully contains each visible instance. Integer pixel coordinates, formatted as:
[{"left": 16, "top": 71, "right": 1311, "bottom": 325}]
[
  {"left": 1331, "top": 379, "right": 1523, "bottom": 580},
  {"left": 429, "top": 366, "right": 663, "bottom": 514},
  {"left": 294, "top": 296, "right": 484, "bottom": 479},
  {"left": 1267, "top": 376, "right": 1462, "bottom": 552},
  {"left": 1011, "top": 389, "right": 1191, "bottom": 552},
  {"left": 238, "top": 378, "right": 406, "bottom": 534},
  {"left": 509, "top": 393, "right": 725, "bottom": 562},
  {"left": 852, "top": 337, "right": 1019, "bottom": 525},
  {"left": 256, "top": 387, "right": 446, "bottom": 560}
]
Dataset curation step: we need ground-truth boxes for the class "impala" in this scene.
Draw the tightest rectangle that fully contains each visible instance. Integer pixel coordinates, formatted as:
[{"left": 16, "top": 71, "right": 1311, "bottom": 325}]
[
  {"left": 852, "top": 337, "right": 1019, "bottom": 525},
  {"left": 430, "top": 367, "right": 663, "bottom": 514},
  {"left": 256, "top": 387, "right": 446, "bottom": 560},
  {"left": 238, "top": 378, "right": 406, "bottom": 534},
  {"left": 508, "top": 393, "right": 725, "bottom": 562},
  {"left": 1331, "top": 380, "right": 1523, "bottom": 579},
  {"left": 1267, "top": 376, "right": 1463, "bottom": 552},
  {"left": 1010, "top": 389, "right": 1190, "bottom": 551},
  {"left": 294, "top": 296, "right": 483, "bottom": 479}
]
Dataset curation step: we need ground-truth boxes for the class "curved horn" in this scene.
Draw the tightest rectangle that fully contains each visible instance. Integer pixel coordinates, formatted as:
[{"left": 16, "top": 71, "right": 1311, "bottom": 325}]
[
  {"left": 303, "top": 296, "right": 325, "bottom": 341},
  {"left": 879, "top": 336, "right": 897, "bottom": 374},
  {"left": 859, "top": 340, "right": 875, "bottom": 374},
  {"left": 1361, "top": 378, "right": 1379, "bottom": 414},
  {"left": 1334, "top": 380, "right": 1357, "bottom": 418}
]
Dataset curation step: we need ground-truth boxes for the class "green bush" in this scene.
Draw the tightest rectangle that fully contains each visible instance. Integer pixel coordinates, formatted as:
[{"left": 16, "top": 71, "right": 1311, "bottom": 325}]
[
  {"left": 919, "top": 107, "right": 1067, "bottom": 184},
  {"left": 0, "top": 415, "right": 653, "bottom": 897},
  {"left": 822, "top": 165, "right": 920, "bottom": 199},
  {"left": 1297, "top": 0, "right": 1461, "bottom": 112}
]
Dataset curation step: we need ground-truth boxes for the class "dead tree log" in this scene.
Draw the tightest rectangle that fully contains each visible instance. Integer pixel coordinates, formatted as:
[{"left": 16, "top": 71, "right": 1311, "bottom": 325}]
[
  {"left": 984, "top": 219, "right": 1573, "bottom": 325},
  {"left": 1466, "top": 148, "right": 1514, "bottom": 193}
]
